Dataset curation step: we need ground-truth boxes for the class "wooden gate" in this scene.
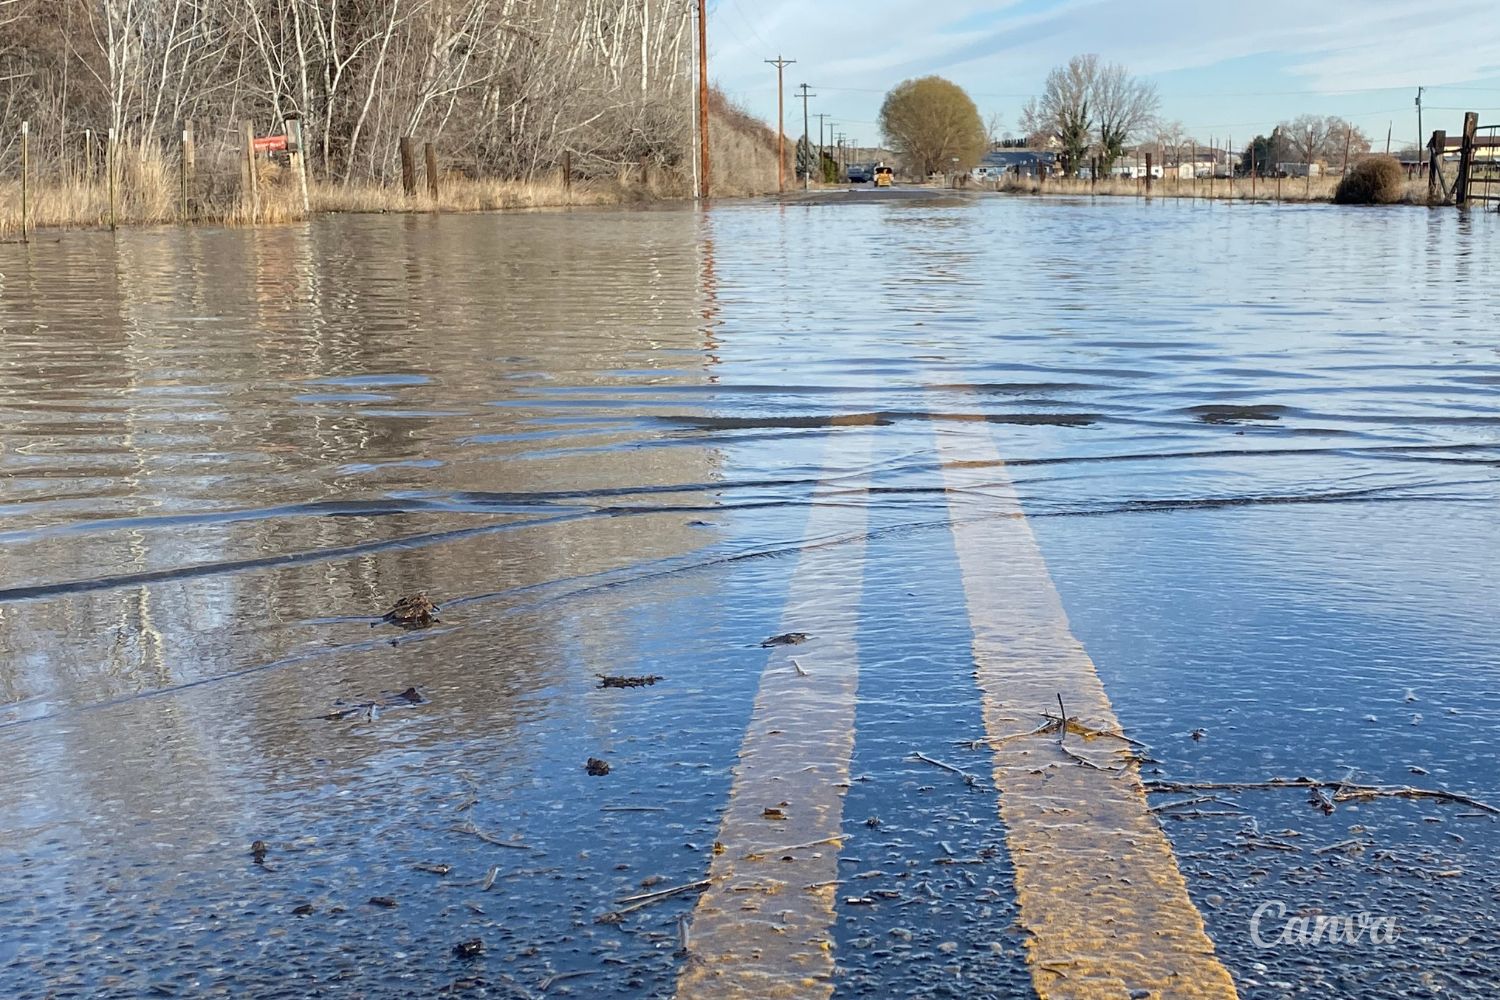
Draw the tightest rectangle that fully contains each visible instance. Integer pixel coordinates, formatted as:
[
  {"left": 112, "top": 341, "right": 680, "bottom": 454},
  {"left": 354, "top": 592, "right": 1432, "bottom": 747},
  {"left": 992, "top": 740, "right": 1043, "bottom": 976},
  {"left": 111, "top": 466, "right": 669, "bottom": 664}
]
[{"left": 1432, "top": 113, "right": 1500, "bottom": 208}]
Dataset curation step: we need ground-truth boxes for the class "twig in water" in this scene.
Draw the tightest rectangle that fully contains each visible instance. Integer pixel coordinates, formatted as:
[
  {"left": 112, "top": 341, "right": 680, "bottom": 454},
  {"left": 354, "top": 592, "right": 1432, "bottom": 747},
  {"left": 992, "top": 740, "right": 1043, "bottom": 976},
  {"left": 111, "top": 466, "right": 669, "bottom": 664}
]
[
  {"left": 909, "top": 751, "right": 980, "bottom": 786},
  {"left": 744, "top": 834, "right": 846, "bottom": 860},
  {"left": 1040, "top": 711, "right": 1151, "bottom": 748},
  {"left": 1314, "top": 838, "right": 1370, "bottom": 856},
  {"left": 482, "top": 865, "right": 500, "bottom": 891},
  {"left": 1059, "top": 742, "right": 1122, "bottom": 772},
  {"left": 1149, "top": 796, "right": 1239, "bottom": 814},
  {"left": 1143, "top": 778, "right": 1500, "bottom": 815},
  {"left": 614, "top": 878, "right": 713, "bottom": 907},
  {"left": 596, "top": 878, "right": 713, "bottom": 921},
  {"left": 449, "top": 820, "right": 531, "bottom": 849},
  {"left": 601, "top": 805, "right": 668, "bottom": 813},
  {"left": 676, "top": 914, "right": 691, "bottom": 957},
  {"left": 455, "top": 771, "right": 480, "bottom": 812},
  {"left": 960, "top": 719, "right": 1055, "bottom": 750},
  {"left": 791, "top": 657, "right": 809, "bottom": 677},
  {"left": 539, "top": 970, "right": 596, "bottom": 992},
  {"left": 1164, "top": 809, "right": 1246, "bottom": 820}
]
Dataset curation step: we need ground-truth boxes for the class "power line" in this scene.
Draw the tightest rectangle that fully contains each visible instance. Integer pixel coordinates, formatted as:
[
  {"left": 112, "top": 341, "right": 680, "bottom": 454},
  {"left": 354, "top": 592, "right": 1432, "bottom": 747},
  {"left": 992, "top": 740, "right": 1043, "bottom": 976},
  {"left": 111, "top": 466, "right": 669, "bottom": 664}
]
[{"left": 723, "top": 0, "right": 774, "bottom": 53}]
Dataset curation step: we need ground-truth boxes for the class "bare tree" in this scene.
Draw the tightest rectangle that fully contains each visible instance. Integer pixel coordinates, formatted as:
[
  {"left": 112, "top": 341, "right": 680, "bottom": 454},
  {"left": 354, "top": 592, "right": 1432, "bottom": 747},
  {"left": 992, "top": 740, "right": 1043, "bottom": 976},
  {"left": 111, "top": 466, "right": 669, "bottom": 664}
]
[
  {"left": 1025, "top": 54, "right": 1159, "bottom": 177},
  {"left": 1092, "top": 60, "right": 1158, "bottom": 175},
  {"left": 1034, "top": 54, "right": 1095, "bottom": 175},
  {"left": 984, "top": 111, "right": 1004, "bottom": 149},
  {"left": 0, "top": 0, "right": 699, "bottom": 186},
  {"left": 1278, "top": 114, "right": 1370, "bottom": 168}
]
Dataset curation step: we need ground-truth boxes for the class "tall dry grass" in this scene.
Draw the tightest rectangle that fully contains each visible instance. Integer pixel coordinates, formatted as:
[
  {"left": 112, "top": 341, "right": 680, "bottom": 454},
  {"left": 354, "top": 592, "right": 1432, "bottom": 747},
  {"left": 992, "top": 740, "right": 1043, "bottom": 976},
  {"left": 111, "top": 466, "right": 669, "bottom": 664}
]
[
  {"left": 706, "top": 90, "right": 781, "bottom": 197},
  {"left": 1, "top": 101, "right": 778, "bottom": 240}
]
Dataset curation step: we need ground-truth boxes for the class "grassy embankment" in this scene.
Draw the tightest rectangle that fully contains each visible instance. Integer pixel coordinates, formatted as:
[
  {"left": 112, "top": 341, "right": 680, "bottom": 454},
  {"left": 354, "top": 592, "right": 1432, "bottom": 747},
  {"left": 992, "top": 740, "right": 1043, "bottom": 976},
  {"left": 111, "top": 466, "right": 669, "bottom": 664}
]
[
  {"left": 0, "top": 100, "right": 780, "bottom": 240},
  {"left": 989, "top": 172, "right": 1432, "bottom": 204}
]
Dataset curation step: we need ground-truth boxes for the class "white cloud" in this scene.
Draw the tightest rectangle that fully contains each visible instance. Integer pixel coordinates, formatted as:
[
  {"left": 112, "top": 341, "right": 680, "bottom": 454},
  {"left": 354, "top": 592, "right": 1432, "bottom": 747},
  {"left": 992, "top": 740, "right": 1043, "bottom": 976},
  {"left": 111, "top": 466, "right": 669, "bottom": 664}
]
[{"left": 709, "top": 0, "right": 1500, "bottom": 136}]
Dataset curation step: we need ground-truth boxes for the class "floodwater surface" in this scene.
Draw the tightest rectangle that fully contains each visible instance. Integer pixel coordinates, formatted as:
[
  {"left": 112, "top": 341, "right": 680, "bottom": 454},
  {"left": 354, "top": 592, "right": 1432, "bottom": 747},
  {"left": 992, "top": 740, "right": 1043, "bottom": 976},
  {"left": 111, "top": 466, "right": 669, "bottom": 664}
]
[{"left": 1, "top": 195, "right": 1498, "bottom": 999}]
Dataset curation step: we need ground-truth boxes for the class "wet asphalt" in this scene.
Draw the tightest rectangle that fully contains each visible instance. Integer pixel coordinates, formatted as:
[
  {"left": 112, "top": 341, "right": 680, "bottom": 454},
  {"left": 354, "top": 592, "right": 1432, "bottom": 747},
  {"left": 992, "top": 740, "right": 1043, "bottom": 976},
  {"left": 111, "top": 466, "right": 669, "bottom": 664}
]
[{"left": 1, "top": 196, "right": 1499, "bottom": 997}]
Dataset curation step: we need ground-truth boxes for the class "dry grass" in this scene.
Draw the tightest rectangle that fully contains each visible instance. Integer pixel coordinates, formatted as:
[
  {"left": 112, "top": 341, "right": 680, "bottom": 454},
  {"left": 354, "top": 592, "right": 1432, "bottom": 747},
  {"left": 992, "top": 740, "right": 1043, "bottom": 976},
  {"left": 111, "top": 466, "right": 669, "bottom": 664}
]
[
  {"left": 1, "top": 102, "right": 778, "bottom": 240},
  {"left": 706, "top": 90, "right": 781, "bottom": 197},
  {"left": 1334, "top": 156, "right": 1407, "bottom": 204},
  {"left": 991, "top": 171, "right": 1431, "bottom": 205},
  {"left": 316, "top": 175, "right": 631, "bottom": 215}
]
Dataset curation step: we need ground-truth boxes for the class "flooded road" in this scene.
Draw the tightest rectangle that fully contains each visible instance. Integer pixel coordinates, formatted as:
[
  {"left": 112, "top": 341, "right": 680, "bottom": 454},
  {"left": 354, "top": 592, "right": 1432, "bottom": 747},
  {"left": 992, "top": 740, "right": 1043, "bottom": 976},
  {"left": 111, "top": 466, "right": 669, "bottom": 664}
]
[{"left": 2, "top": 196, "right": 1498, "bottom": 998}]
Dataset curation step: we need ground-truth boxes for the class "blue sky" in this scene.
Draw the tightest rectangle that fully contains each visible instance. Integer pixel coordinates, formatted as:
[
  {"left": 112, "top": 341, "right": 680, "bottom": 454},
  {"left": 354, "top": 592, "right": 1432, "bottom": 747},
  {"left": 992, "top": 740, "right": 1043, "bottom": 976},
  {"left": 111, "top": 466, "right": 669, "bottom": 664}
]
[{"left": 708, "top": 0, "right": 1500, "bottom": 151}]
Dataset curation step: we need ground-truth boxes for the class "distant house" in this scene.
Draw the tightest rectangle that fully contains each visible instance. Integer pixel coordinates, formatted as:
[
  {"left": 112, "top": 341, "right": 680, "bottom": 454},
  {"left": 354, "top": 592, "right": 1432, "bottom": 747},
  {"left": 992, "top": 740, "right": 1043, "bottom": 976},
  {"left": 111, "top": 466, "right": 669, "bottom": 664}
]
[
  {"left": 1277, "top": 162, "right": 1323, "bottom": 178},
  {"left": 971, "top": 149, "right": 1057, "bottom": 179}
]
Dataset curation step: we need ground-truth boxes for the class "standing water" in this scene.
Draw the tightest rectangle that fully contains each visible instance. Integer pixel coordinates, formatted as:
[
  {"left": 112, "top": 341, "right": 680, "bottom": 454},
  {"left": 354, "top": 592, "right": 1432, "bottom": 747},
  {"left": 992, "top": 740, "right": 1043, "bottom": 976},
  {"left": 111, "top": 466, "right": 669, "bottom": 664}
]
[{"left": 2, "top": 196, "right": 1499, "bottom": 998}]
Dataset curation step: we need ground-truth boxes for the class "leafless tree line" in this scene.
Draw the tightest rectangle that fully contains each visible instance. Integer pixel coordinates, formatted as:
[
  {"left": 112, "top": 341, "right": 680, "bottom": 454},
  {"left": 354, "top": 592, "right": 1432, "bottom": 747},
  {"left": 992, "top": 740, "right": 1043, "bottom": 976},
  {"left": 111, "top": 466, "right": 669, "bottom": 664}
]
[
  {"left": 1020, "top": 54, "right": 1159, "bottom": 177},
  {"left": 0, "top": 0, "right": 696, "bottom": 183}
]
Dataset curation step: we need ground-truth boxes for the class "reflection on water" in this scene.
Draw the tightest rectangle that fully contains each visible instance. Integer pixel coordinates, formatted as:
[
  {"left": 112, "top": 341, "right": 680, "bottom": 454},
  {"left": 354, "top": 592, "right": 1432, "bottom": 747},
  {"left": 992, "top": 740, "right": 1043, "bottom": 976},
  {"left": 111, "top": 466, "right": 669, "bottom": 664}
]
[{"left": 1, "top": 198, "right": 1498, "bottom": 997}]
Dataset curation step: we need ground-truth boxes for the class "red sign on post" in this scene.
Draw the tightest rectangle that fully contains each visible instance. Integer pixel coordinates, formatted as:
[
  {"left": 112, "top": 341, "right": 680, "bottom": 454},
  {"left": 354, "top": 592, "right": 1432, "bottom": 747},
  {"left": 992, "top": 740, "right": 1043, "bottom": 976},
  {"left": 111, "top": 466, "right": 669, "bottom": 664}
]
[{"left": 253, "top": 134, "right": 289, "bottom": 155}]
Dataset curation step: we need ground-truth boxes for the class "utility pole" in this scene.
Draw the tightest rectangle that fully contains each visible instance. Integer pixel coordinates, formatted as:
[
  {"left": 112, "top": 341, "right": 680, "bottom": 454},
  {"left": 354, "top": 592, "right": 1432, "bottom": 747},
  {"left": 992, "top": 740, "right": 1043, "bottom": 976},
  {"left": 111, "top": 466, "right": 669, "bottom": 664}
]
[
  {"left": 1415, "top": 86, "right": 1424, "bottom": 166},
  {"left": 797, "top": 83, "right": 815, "bottom": 191},
  {"left": 816, "top": 113, "right": 830, "bottom": 180},
  {"left": 765, "top": 56, "right": 795, "bottom": 193},
  {"left": 697, "top": 0, "right": 710, "bottom": 200}
]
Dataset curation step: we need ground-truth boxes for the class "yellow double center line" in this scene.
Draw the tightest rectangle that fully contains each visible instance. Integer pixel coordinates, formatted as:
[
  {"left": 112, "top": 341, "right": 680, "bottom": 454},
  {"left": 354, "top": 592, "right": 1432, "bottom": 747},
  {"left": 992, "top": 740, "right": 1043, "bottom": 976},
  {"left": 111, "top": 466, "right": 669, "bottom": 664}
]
[
  {"left": 680, "top": 413, "right": 1237, "bottom": 999},
  {"left": 678, "top": 418, "right": 875, "bottom": 999},
  {"left": 936, "top": 416, "right": 1237, "bottom": 999}
]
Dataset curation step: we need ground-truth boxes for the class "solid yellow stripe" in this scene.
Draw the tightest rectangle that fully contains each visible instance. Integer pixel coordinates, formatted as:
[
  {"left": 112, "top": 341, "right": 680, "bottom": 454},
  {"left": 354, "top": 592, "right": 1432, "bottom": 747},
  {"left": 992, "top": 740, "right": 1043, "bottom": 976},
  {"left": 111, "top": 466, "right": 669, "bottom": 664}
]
[
  {"left": 677, "top": 421, "right": 874, "bottom": 1000},
  {"left": 935, "top": 417, "right": 1239, "bottom": 1000}
]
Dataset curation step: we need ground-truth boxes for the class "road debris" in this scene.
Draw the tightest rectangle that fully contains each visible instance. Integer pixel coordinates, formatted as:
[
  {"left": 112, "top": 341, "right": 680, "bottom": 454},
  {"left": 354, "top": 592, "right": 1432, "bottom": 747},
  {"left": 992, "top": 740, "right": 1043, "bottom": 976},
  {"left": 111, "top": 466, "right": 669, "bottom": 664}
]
[
  {"left": 321, "top": 686, "right": 427, "bottom": 721},
  {"left": 595, "top": 877, "right": 713, "bottom": 923},
  {"left": 449, "top": 819, "right": 531, "bottom": 850},
  {"left": 1144, "top": 777, "right": 1499, "bottom": 814},
  {"left": 908, "top": 751, "right": 980, "bottom": 786},
  {"left": 377, "top": 593, "right": 441, "bottom": 629},
  {"left": 597, "top": 674, "right": 663, "bottom": 688},
  {"left": 760, "top": 632, "right": 810, "bottom": 647}
]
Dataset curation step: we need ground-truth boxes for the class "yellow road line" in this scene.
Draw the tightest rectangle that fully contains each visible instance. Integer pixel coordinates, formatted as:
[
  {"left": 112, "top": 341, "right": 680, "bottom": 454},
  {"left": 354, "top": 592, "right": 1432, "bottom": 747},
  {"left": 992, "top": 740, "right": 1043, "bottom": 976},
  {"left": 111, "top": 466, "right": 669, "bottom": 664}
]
[
  {"left": 676, "top": 421, "right": 874, "bottom": 1000},
  {"left": 936, "top": 417, "right": 1239, "bottom": 1000}
]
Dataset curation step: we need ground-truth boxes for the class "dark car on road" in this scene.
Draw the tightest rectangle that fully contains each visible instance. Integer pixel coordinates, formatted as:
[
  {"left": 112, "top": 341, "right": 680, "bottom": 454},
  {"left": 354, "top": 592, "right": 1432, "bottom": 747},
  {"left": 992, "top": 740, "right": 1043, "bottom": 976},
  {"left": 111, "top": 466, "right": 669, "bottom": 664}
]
[{"left": 846, "top": 163, "right": 872, "bottom": 183}]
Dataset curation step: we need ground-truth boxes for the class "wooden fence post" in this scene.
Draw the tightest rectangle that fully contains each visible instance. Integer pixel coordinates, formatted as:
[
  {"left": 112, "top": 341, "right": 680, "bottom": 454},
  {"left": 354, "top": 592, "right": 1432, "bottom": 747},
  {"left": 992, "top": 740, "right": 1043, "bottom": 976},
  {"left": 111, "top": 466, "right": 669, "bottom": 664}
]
[
  {"left": 1455, "top": 112, "right": 1478, "bottom": 205},
  {"left": 285, "top": 117, "right": 310, "bottom": 216},
  {"left": 1145, "top": 152, "right": 1153, "bottom": 196},
  {"left": 180, "top": 124, "right": 194, "bottom": 222},
  {"left": 20, "top": 121, "right": 29, "bottom": 242},
  {"left": 423, "top": 142, "right": 439, "bottom": 203},
  {"left": 106, "top": 127, "right": 118, "bottom": 231},
  {"left": 242, "top": 120, "right": 259, "bottom": 222},
  {"left": 1429, "top": 131, "right": 1446, "bottom": 204},
  {"left": 563, "top": 150, "right": 572, "bottom": 194},
  {"left": 399, "top": 136, "right": 417, "bottom": 196}
]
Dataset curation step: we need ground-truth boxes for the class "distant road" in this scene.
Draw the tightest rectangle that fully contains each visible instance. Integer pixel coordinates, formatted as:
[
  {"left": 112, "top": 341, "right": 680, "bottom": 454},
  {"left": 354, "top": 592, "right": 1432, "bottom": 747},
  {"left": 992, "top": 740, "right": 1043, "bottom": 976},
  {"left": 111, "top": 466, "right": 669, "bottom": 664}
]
[{"left": 776, "top": 185, "right": 985, "bottom": 205}]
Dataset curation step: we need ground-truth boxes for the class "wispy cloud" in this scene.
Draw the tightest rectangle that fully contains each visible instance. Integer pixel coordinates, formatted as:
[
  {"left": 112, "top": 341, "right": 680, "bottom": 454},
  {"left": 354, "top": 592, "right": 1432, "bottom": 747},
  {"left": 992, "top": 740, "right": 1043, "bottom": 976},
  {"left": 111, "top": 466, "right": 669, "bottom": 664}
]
[{"left": 711, "top": 0, "right": 1500, "bottom": 136}]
